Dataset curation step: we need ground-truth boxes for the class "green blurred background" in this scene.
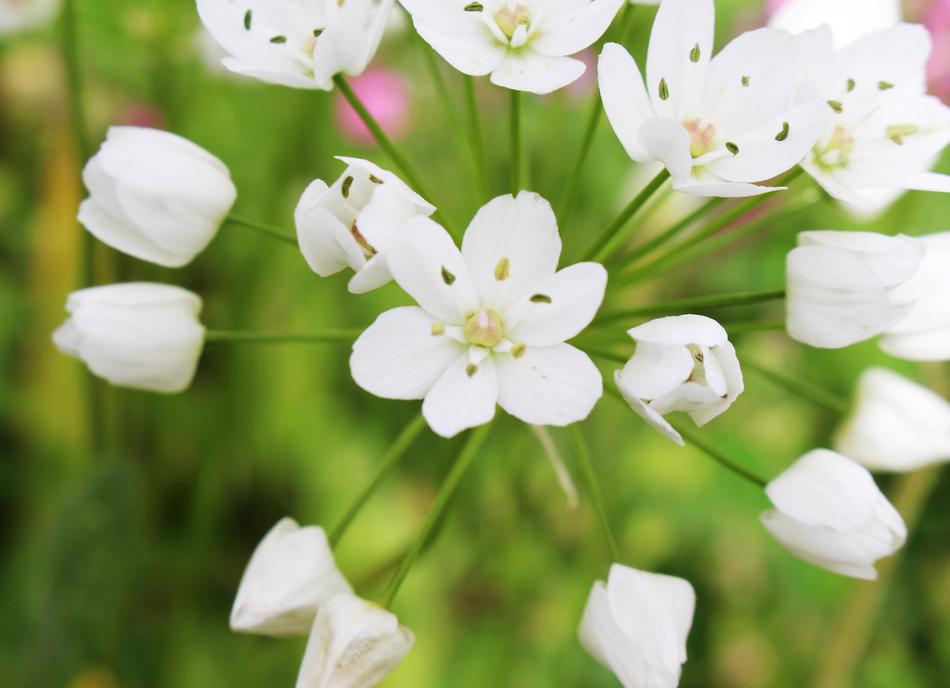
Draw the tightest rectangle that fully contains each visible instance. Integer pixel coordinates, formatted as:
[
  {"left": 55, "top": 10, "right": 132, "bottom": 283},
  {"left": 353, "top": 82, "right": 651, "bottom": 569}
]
[{"left": 2, "top": 1, "right": 949, "bottom": 686}]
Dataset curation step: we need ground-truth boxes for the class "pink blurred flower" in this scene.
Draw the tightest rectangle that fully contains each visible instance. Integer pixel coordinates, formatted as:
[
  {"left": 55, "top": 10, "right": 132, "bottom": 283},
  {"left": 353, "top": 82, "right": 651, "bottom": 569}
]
[
  {"left": 121, "top": 104, "right": 166, "bottom": 130},
  {"left": 565, "top": 49, "right": 597, "bottom": 100},
  {"left": 767, "top": 0, "right": 794, "bottom": 13},
  {"left": 927, "top": 0, "right": 950, "bottom": 101},
  {"left": 334, "top": 68, "right": 411, "bottom": 147}
]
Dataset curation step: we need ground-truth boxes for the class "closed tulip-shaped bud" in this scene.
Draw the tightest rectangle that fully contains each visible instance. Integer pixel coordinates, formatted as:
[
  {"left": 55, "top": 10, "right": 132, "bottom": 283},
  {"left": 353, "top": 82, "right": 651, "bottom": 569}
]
[
  {"left": 880, "top": 231, "right": 950, "bottom": 361},
  {"left": 786, "top": 231, "right": 924, "bottom": 348},
  {"left": 760, "top": 449, "right": 907, "bottom": 579},
  {"left": 295, "top": 157, "right": 435, "bottom": 293},
  {"left": 615, "top": 315, "right": 743, "bottom": 446},
  {"left": 835, "top": 368, "right": 950, "bottom": 472},
  {"left": 579, "top": 564, "right": 696, "bottom": 688},
  {"left": 79, "top": 127, "right": 237, "bottom": 267},
  {"left": 230, "top": 518, "right": 353, "bottom": 636},
  {"left": 53, "top": 283, "right": 206, "bottom": 393},
  {"left": 296, "top": 593, "right": 414, "bottom": 688}
]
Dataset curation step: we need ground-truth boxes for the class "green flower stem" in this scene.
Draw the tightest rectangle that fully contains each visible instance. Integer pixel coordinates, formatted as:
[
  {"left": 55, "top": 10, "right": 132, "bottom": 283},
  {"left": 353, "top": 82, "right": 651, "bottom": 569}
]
[
  {"left": 570, "top": 426, "right": 622, "bottom": 563},
  {"left": 672, "top": 424, "right": 768, "bottom": 488},
  {"left": 743, "top": 359, "right": 851, "bottom": 415},
  {"left": 379, "top": 424, "right": 491, "bottom": 609},
  {"left": 204, "top": 329, "right": 361, "bottom": 344},
  {"left": 583, "top": 348, "right": 629, "bottom": 365},
  {"left": 333, "top": 74, "right": 458, "bottom": 235},
  {"left": 226, "top": 215, "right": 297, "bottom": 245},
  {"left": 464, "top": 76, "right": 490, "bottom": 200},
  {"left": 584, "top": 169, "right": 671, "bottom": 262},
  {"left": 608, "top": 198, "right": 725, "bottom": 269},
  {"left": 329, "top": 414, "right": 428, "bottom": 548},
  {"left": 510, "top": 90, "right": 522, "bottom": 194},
  {"left": 595, "top": 289, "right": 786, "bottom": 325},
  {"left": 725, "top": 320, "right": 787, "bottom": 337}
]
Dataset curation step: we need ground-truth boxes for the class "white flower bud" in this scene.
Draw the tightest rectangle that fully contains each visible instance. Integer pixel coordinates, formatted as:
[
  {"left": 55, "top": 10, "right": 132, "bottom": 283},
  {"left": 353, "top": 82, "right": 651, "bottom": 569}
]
[
  {"left": 615, "top": 314, "right": 743, "bottom": 446},
  {"left": 296, "top": 593, "right": 413, "bottom": 688},
  {"left": 53, "top": 283, "right": 206, "bottom": 394},
  {"left": 786, "top": 231, "right": 924, "bottom": 348},
  {"left": 230, "top": 518, "right": 353, "bottom": 637},
  {"left": 579, "top": 564, "right": 695, "bottom": 688},
  {"left": 835, "top": 368, "right": 950, "bottom": 473},
  {"left": 79, "top": 127, "right": 237, "bottom": 268},
  {"left": 760, "top": 449, "right": 907, "bottom": 579}
]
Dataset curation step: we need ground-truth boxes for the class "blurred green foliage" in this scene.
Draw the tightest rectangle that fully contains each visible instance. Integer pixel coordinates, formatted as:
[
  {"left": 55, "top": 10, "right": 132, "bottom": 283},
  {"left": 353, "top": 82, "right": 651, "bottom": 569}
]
[{"left": 1, "top": 1, "right": 949, "bottom": 687}]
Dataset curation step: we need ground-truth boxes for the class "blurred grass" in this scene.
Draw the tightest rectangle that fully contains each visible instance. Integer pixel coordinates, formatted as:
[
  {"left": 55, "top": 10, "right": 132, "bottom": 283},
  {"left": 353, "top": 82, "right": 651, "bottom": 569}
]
[{"left": 1, "top": 1, "right": 949, "bottom": 687}]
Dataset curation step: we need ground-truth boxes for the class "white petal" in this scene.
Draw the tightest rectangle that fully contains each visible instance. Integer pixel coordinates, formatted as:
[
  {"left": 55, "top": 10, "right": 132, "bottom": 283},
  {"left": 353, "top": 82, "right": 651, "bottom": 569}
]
[
  {"left": 351, "top": 306, "right": 464, "bottom": 400},
  {"left": 637, "top": 119, "right": 693, "bottom": 180},
  {"left": 615, "top": 370, "right": 685, "bottom": 446},
  {"left": 422, "top": 353, "right": 498, "bottom": 438},
  {"left": 688, "top": 341, "right": 744, "bottom": 426},
  {"left": 78, "top": 198, "right": 186, "bottom": 268},
  {"left": 672, "top": 176, "right": 781, "bottom": 198},
  {"left": 295, "top": 180, "right": 366, "bottom": 278},
  {"left": 618, "top": 342, "right": 694, "bottom": 401},
  {"left": 835, "top": 24, "right": 931, "bottom": 94},
  {"left": 403, "top": 0, "right": 506, "bottom": 76},
  {"left": 532, "top": 0, "right": 625, "bottom": 57},
  {"left": 495, "top": 344, "right": 602, "bottom": 426},
  {"left": 627, "top": 314, "right": 728, "bottom": 348},
  {"left": 646, "top": 0, "right": 714, "bottom": 118},
  {"left": 490, "top": 51, "right": 587, "bottom": 94},
  {"left": 598, "top": 43, "right": 655, "bottom": 162}
]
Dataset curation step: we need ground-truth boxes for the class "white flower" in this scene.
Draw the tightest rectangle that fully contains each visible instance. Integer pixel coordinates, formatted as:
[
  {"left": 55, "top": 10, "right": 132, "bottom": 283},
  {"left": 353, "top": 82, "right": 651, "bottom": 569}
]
[
  {"left": 760, "top": 449, "right": 907, "bottom": 580},
  {"left": 785, "top": 230, "right": 924, "bottom": 349},
  {"left": 835, "top": 368, "right": 950, "bottom": 473},
  {"left": 795, "top": 24, "right": 950, "bottom": 214},
  {"left": 0, "top": 0, "right": 58, "bottom": 35},
  {"left": 52, "top": 283, "right": 206, "bottom": 394},
  {"left": 615, "top": 315, "right": 743, "bottom": 446},
  {"left": 579, "top": 564, "right": 695, "bottom": 688},
  {"left": 598, "top": 0, "right": 828, "bottom": 197},
  {"left": 230, "top": 518, "right": 353, "bottom": 637},
  {"left": 296, "top": 592, "right": 413, "bottom": 688},
  {"left": 79, "top": 127, "right": 237, "bottom": 268},
  {"left": 768, "top": 0, "right": 901, "bottom": 48},
  {"left": 350, "top": 192, "right": 606, "bottom": 438},
  {"left": 197, "top": 0, "right": 394, "bottom": 90},
  {"left": 400, "top": 0, "right": 625, "bottom": 95},
  {"left": 880, "top": 231, "right": 950, "bottom": 361},
  {"left": 295, "top": 157, "right": 435, "bottom": 293}
]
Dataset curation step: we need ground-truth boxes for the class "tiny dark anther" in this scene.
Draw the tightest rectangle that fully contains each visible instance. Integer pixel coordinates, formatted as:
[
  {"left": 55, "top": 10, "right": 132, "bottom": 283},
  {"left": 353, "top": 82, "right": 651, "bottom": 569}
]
[
  {"left": 441, "top": 267, "right": 456, "bottom": 285},
  {"left": 725, "top": 142, "right": 739, "bottom": 155},
  {"left": 244, "top": 10, "right": 252, "bottom": 30},
  {"left": 270, "top": 35, "right": 287, "bottom": 44},
  {"left": 775, "top": 122, "right": 790, "bottom": 142},
  {"left": 341, "top": 176, "right": 354, "bottom": 198},
  {"left": 530, "top": 294, "right": 552, "bottom": 304}
]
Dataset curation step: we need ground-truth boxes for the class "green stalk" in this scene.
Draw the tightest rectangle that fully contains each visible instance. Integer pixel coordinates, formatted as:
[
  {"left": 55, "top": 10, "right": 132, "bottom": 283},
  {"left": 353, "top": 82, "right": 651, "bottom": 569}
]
[
  {"left": 609, "top": 198, "right": 724, "bottom": 269},
  {"left": 743, "top": 359, "right": 851, "bottom": 415},
  {"left": 584, "top": 170, "right": 671, "bottom": 262},
  {"left": 570, "top": 426, "right": 622, "bottom": 562},
  {"left": 510, "top": 90, "right": 522, "bottom": 194},
  {"left": 333, "top": 75, "right": 457, "bottom": 235},
  {"left": 226, "top": 215, "right": 297, "bottom": 245},
  {"left": 595, "top": 289, "right": 786, "bottom": 325},
  {"left": 329, "top": 414, "right": 428, "bottom": 548},
  {"left": 725, "top": 320, "right": 787, "bottom": 337},
  {"left": 379, "top": 424, "right": 491, "bottom": 608},
  {"left": 204, "top": 329, "right": 361, "bottom": 344},
  {"left": 463, "top": 76, "right": 490, "bottom": 200},
  {"left": 672, "top": 424, "right": 768, "bottom": 488}
]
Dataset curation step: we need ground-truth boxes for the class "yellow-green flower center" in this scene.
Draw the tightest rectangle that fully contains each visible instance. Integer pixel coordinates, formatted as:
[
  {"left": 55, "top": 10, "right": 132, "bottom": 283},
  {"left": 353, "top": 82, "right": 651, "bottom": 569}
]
[
  {"left": 494, "top": 3, "right": 530, "bottom": 40},
  {"left": 683, "top": 118, "right": 717, "bottom": 158},
  {"left": 464, "top": 309, "right": 504, "bottom": 348}
]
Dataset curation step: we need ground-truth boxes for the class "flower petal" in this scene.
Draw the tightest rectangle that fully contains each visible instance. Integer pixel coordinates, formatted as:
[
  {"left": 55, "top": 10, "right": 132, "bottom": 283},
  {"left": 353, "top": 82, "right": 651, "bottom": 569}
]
[
  {"left": 637, "top": 119, "right": 693, "bottom": 180},
  {"left": 422, "top": 353, "right": 498, "bottom": 438},
  {"left": 615, "top": 371, "right": 685, "bottom": 446},
  {"left": 490, "top": 52, "right": 587, "bottom": 94},
  {"left": 402, "top": 0, "right": 506, "bottom": 76},
  {"left": 646, "top": 0, "right": 714, "bottom": 118},
  {"left": 532, "top": 0, "right": 625, "bottom": 58},
  {"left": 598, "top": 42, "right": 655, "bottom": 162},
  {"left": 627, "top": 314, "right": 728, "bottom": 348}
]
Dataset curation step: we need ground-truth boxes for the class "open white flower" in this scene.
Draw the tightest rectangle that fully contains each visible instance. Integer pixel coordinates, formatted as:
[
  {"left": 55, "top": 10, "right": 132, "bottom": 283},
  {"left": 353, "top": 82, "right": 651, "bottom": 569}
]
[
  {"left": 835, "top": 368, "right": 950, "bottom": 473},
  {"left": 598, "top": 0, "right": 827, "bottom": 197},
  {"left": 785, "top": 231, "right": 924, "bottom": 349},
  {"left": 80, "top": 127, "right": 237, "bottom": 268},
  {"left": 400, "top": 0, "right": 625, "bottom": 94},
  {"left": 795, "top": 24, "right": 950, "bottom": 214},
  {"left": 53, "top": 283, "right": 206, "bottom": 394},
  {"left": 880, "top": 231, "right": 950, "bottom": 361},
  {"left": 351, "top": 192, "right": 606, "bottom": 438},
  {"left": 0, "top": 0, "right": 58, "bottom": 35},
  {"left": 761, "top": 449, "right": 907, "bottom": 580},
  {"left": 197, "top": 0, "right": 394, "bottom": 90},
  {"left": 579, "top": 564, "right": 695, "bottom": 688},
  {"left": 768, "top": 0, "right": 901, "bottom": 48},
  {"left": 230, "top": 518, "right": 353, "bottom": 637},
  {"left": 296, "top": 592, "right": 413, "bottom": 688},
  {"left": 615, "top": 315, "right": 743, "bottom": 446},
  {"left": 295, "top": 157, "right": 435, "bottom": 294}
]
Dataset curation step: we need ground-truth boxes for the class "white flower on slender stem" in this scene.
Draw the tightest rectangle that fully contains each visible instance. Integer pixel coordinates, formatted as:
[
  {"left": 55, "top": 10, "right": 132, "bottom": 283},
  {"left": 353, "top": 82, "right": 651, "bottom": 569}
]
[
  {"left": 196, "top": 0, "right": 394, "bottom": 90},
  {"left": 785, "top": 230, "right": 924, "bottom": 349},
  {"left": 295, "top": 157, "right": 435, "bottom": 294},
  {"left": 768, "top": 0, "right": 901, "bottom": 48},
  {"left": 350, "top": 192, "right": 606, "bottom": 438},
  {"left": 598, "top": 0, "right": 828, "bottom": 197},
  {"left": 760, "top": 449, "right": 907, "bottom": 580},
  {"left": 296, "top": 592, "right": 413, "bottom": 688},
  {"left": 835, "top": 368, "right": 950, "bottom": 473},
  {"left": 579, "top": 564, "right": 695, "bottom": 688},
  {"left": 879, "top": 231, "right": 950, "bottom": 361},
  {"left": 52, "top": 283, "right": 206, "bottom": 394},
  {"left": 0, "top": 0, "right": 58, "bottom": 35},
  {"left": 615, "top": 315, "right": 743, "bottom": 446},
  {"left": 230, "top": 518, "right": 353, "bottom": 637},
  {"left": 795, "top": 24, "right": 950, "bottom": 213},
  {"left": 400, "top": 0, "right": 626, "bottom": 95},
  {"left": 79, "top": 127, "right": 237, "bottom": 268}
]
